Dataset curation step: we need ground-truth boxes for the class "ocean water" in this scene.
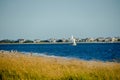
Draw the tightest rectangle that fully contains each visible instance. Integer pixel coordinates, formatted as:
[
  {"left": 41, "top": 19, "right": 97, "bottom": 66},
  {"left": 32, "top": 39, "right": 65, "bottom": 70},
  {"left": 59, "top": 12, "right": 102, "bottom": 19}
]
[{"left": 0, "top": 43, "right": 120, "bottom": 62}]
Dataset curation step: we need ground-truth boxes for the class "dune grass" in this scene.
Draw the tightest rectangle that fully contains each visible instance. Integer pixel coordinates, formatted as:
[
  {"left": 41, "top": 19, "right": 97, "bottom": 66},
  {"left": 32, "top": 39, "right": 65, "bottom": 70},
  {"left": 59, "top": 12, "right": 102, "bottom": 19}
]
[{"left": 0, "top": 51, "right": 120, "bottom": 80}]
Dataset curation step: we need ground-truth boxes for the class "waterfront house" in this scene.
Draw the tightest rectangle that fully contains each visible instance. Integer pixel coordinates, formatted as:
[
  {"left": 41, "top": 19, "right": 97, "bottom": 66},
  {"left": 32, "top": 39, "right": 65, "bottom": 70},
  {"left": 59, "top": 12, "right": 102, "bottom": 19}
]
[
  {"left": 86, "top": 38, "right": 95, "bottom": 42},
  {"left": 75, "top": 38, "right": 80, "bottom": 42},
  {"left": 18, "top": 39, "right": 25, "bottom": 43},
  {"left": 49, "top": 38, "right": 56, "bottom": 43},
  {"left": 96, "top": 37, "right": 105, "bottom": 42},
  {"left": 80, "top": 39, "right": 87, "bottom": 42},
  {"left": 105, "top": 37, "right": 112, "bottom": 42},
  {"left": 112, "top": 37, "right": 118, "bottom": 42},
  {"left": 34, "top": 39, "right": 41, "bottom": 43}
]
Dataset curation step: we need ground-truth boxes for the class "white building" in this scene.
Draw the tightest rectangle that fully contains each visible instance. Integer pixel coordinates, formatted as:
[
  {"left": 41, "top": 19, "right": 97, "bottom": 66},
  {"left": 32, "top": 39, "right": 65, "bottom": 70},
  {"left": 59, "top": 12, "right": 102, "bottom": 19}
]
[
  {"left": 49, "top": 38, "right": 56, "bottom": 43},
  {"left": 18, "top": 39, "right": 25, "bottom": 43},
  {"left": 112, "top": 37, "right": 118, "bottom": 42},
  {"left": 34, "top": 39, "right": 41, "bottom": 43},
  {"left": 86, "top": 38, "right": 95, "bottom": 42}
]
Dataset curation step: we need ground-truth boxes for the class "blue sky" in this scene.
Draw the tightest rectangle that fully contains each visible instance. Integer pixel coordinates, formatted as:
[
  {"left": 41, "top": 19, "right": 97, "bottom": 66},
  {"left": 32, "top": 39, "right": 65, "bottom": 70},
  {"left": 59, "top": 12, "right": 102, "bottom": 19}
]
[{"left": 0, "top": 0, "right": 120, "bottom": 40}]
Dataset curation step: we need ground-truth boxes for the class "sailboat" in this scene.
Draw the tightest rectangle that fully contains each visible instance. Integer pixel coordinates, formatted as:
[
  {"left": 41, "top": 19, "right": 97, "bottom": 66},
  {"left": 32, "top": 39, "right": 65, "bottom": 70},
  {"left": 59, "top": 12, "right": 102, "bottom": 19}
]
[{"left": 71, "top": 35, "right": 77, "bottom": 46}]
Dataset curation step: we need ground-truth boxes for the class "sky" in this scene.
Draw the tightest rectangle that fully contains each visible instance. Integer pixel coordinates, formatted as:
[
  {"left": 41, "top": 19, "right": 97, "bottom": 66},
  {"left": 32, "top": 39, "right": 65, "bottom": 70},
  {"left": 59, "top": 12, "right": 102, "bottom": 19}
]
[{"left": 0, "top": 0, "right": 120, "bottom": 40}]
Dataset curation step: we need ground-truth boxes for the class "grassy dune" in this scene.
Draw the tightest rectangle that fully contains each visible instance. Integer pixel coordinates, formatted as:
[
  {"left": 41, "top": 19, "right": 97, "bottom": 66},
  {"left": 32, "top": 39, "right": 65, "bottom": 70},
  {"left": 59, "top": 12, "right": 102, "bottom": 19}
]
[{"left": 0, "top": 51, "right": 120, "bottom": 80}]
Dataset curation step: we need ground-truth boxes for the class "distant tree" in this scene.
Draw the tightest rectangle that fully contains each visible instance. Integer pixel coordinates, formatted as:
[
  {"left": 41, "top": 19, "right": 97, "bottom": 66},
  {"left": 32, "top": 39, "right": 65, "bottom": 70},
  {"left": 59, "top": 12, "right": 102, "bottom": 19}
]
[
  {"left": 0, "top": 39, "right": 15, "bottom": 43},
  {"left": 118, "top": 38, "right": 120, "bottom": 41},
  {"left": 41, "top": 40, "right": 49, "bottom": 42},
  {"left": 56, "top": 39, "right": 63, "bottom": 42},
  {"left": 14, "top": 40, "right": 19, "bottom": 43},
  {"left": 24, "top": 40, "right": 33, "bottom": 43}
]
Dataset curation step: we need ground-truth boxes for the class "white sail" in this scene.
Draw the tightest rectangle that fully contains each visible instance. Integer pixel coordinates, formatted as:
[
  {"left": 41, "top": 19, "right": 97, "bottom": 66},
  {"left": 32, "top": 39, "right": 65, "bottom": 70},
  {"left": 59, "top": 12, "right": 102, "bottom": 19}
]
[{"left": 71, "top": 35, "right": 77, "bottom": 46}]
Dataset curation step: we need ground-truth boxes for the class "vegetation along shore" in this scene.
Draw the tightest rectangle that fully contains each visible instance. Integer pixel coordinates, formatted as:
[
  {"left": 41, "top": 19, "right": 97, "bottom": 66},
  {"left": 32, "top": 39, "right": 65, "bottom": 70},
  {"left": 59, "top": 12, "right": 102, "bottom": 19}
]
[
  {"left": 0, "top": 36, "right": 120, "bottom": 44},
  {"left": 0, "top": 50, "right": 120, "bottom": 80}
]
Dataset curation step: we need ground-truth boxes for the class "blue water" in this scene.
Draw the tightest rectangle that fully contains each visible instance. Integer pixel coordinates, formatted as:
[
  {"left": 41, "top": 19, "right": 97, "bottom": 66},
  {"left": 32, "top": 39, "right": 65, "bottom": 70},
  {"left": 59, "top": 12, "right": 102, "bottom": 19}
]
[{"left": 0, "top": 43, "right": 120, "bottom": 62}]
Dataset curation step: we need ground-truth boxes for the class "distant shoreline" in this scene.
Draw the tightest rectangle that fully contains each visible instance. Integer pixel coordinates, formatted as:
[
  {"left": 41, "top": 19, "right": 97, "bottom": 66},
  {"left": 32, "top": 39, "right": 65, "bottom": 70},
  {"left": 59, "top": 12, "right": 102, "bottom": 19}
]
[{"left": 0, "top": 42, "right": 120, "bottom": 45}]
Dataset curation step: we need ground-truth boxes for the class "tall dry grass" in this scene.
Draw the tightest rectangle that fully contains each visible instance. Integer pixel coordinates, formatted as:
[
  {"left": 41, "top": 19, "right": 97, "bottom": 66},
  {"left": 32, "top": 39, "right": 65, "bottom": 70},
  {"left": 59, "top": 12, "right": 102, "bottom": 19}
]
[{"left": 0, "top": 51, "right": 120, "bottom": 80}]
